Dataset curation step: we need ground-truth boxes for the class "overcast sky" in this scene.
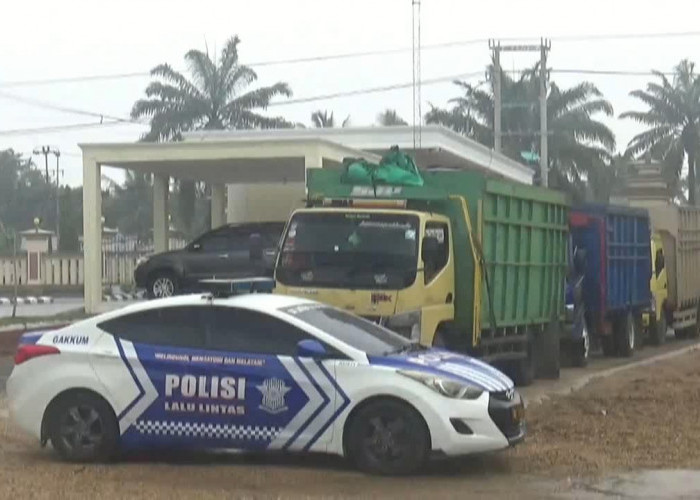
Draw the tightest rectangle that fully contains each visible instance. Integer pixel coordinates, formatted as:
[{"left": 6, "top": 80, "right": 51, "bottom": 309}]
[{"left": 2, "top": 0, "right": 700, "bottom": 186}]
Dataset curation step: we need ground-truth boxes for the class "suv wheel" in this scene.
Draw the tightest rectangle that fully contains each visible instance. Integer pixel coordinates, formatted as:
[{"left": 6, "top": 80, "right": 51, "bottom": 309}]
[{"left": 148, "top": 271, "right": 178, "bottom": 299}]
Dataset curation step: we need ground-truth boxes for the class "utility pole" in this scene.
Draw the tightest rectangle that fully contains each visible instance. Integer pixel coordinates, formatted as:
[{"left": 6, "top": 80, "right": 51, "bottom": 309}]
[
  {"left": 490, "top": 40, "right": 503, "bottom": 153},
  {"left": 32, "top": 145, "right": 61, "bottom": 249},
  {"left": 489, "top": 39, "right": 551, "bottom": 185},
  {"left": 53, "top": 150, "right": 62, "bottom": 250},
  {"left": 412, "top": 0, "right": 422, "bottom": 149},
  {"left": 33, "top": 145, "right": 51, "bottom": 183},
  {"left": 539, "top": 38, "right": 551, "bottom": 187}
]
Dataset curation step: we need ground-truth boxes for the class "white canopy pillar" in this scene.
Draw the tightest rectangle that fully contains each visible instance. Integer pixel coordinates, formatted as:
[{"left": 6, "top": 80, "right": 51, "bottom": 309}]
[
  {"left": 211, "top": 184, "right": 226, "bottom": 229},
  {"left": 153, "top": 174, "right": 169, "bottom": 253},
  {"left": 82, "top": 157, "right": 102, "bottom": 314}
]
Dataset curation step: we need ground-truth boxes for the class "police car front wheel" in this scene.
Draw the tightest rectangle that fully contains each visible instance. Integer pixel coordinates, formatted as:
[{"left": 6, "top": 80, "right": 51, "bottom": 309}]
[
  {"left": 47, "top": 391, "right": 119, "bottom": 463},
  {"left": 346, "top": 399, "right": 430, "bottom": 475}
]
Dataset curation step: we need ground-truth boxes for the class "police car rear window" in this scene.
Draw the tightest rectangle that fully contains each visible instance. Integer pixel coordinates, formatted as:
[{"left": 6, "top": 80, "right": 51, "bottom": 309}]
[{"left": 99, "top": 307, "right": 206, "bottom": 349}]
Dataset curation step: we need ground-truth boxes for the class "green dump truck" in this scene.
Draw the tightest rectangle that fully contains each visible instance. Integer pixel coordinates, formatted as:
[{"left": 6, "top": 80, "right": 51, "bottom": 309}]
[{"left": 275, "top": 154, "right": 569, "bottom": 385}]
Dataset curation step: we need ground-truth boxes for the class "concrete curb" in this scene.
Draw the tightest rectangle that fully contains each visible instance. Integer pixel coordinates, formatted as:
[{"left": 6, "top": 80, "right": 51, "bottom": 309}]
[
  {"left": 525, "top": 342, "right": 700, "bottom": 408},
  {"left": 0, "top": 296, "right": 54, "bottom": 305},
  {"left": 102, "top": 291, "right": 145, "bottom": 302}
]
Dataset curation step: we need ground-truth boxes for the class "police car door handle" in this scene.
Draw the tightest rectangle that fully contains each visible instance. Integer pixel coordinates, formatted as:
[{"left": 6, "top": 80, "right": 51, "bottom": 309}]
[
  {"left": 93, "top": 350, "right": 114, "bottom": 358},
  {"left": 218, "top": 253, "right": 229, "bottom": 258}
]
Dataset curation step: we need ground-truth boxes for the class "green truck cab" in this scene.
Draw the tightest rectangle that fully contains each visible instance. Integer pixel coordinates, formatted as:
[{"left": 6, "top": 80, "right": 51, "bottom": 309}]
[{"left": 274, "top": 162, "right": 568, "bottom": 386}]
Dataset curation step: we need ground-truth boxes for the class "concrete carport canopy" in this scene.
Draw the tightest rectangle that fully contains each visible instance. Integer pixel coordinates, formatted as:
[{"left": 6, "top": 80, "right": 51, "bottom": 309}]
[{"left": 79, "top": 137, "right": 380, "bottom": 313}]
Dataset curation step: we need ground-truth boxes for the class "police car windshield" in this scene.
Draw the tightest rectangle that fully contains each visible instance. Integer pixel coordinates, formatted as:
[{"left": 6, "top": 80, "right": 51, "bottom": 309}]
[{"left": 281, "top": 304, "right": 410, "bottom": 355}]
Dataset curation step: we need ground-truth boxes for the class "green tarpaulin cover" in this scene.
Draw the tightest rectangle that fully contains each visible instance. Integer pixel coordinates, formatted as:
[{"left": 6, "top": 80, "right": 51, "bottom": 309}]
[{"left": 342, "top": 146, "right": 424, "bottom": 187}]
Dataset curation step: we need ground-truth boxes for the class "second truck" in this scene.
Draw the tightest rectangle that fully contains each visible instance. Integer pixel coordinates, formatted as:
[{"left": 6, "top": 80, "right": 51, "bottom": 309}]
[{"left": 274, "top": 149, "right": 568, "bottom": 385}]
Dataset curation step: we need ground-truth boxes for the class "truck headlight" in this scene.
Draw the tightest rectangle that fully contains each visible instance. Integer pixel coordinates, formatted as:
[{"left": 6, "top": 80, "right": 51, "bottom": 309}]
[
  {"left": 398, "top": 370, "right": 483, "bottom": 400},
  {"left": 384, "top": 310, "right": 421, "bottom": 341}
]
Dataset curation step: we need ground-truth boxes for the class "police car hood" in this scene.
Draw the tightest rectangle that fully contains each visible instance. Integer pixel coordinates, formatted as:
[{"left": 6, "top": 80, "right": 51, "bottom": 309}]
[{"left": 368, "top": 348, "right": 514, "bottom": 392}]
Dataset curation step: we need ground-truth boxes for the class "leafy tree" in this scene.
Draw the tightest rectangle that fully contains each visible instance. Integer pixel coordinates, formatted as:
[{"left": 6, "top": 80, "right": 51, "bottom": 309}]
[
  {"left": 311, "top": 110, "right": 350, "bottom": 128},
  {"left": 425, "top": 65, "right": 615, "bottom": 196},
  {"left": 621, "top": 59, "right": 700, "bottom": 205},
  {"left": 377, "top": 109, "right": 408, "bottom": 126},
  {"left": 130, "top": 35, "right": 293, "bottom": 235},
  {"left": 103, "top": 171, "right": 153, "bottom": 240}
]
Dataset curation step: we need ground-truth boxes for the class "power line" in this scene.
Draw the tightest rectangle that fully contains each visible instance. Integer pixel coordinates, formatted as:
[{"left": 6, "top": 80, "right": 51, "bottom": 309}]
[
  {"left": 267, "top": 71, "right": 483, "bottom": 107},
  {"left": 552, "top": 68, "right": 675, "bottom": 77},
  {"left": 0, "top": 120, "right": 135, "bottom": 137},
  {"left": 2, "top": 29, "right": 700, "bottom": 89},
  {"left": 0, "top": 64, "right": 687, "bottom": 137},
  {"left": 0, "top": 90, "right": 142, "bottom": 124}
]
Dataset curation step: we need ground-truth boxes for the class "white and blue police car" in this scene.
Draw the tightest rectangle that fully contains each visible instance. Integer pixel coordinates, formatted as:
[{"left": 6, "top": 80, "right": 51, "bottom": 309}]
[{"left": 7, "top": 293, "right": 524, "bottom": 475}]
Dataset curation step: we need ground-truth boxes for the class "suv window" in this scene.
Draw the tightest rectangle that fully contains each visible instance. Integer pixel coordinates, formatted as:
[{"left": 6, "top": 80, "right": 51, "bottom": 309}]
[
  {"left": 194, "top": 230, "right": 233, "bottom": 252},
  {"left": 194, "top": 224, "right": 284, "bottom": 253},
  {"left": 424, "top": 221, "right": 449, "bottom": 283},
  {"left": 203, "top": 307, "right": 343, "bottom": 357},
  {"left": 99, "top": 307, "right": 205, "bottom": 349}
]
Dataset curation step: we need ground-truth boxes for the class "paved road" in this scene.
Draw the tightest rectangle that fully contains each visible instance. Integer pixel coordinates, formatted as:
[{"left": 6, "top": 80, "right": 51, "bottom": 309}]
[{"left": 0, "top": 298, "right": 84, "bottom": 319}]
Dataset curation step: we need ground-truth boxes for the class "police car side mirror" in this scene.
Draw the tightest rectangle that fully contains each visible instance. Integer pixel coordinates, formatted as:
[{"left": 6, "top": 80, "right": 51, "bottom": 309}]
[{"left": 297, "top": 339, "right": 327, "bottom": 358}]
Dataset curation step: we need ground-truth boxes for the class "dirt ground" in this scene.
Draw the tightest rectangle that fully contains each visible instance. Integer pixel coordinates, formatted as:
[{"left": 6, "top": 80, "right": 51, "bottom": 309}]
[
  {"left": 1, "top": 349, "right": 699, "bottom": 499},
  {"left": 508, "top": 348, "right": 700, "bottom": 477}
]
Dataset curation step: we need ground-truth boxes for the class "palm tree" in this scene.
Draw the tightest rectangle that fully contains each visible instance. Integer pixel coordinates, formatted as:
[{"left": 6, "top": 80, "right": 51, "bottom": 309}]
[
  {"left": 621, "top": 59, "right": 700, "bottom": 205},
  {"left": 311, "top": 110, "right": 350, "bottom": 128},
  {"left": 132, "top": 36, "right": 292, "bottom": 139},
  {"left": 425, "top": 65, "right": 615, "bottom": 194},
  {"left": 131, "top": 35, "right": 292, "bottom": 234},
  {"left": 377, "top": 109, "right": 408, "bottom": 126}
]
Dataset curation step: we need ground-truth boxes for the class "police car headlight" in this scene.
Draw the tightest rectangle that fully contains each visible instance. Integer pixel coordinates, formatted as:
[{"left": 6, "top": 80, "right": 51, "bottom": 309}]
[
  {"left": 398, "top": 370, "right": 483, "bottom": 400},
  {"left": 385, "top": 310, "right": 421, "bottom": 342}
]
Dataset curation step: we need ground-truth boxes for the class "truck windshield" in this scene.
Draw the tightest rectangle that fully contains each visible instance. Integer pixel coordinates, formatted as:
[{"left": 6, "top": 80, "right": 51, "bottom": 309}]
[{"left": 276, "top": 211, "right": 419, "bottom": 289}]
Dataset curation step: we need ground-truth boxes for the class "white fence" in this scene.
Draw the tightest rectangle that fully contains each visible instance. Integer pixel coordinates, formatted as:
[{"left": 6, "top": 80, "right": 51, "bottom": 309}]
[{"left": 0, "top": 237, "right": 187, "bottom": 288}]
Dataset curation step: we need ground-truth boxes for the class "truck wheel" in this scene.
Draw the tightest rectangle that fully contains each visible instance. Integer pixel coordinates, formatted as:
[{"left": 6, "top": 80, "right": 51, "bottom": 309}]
[
  {"left": 345, "top": 399, "right": 429, "bottom": 475},
  {"left": 649, "top": 310, "right": 667, "bottom": 346},
  {"left": 512, "top": 329, "right": 536, "bottom": 387},
  {"left": 147, "top": 271, "right": 178, "bottom": 299},
  {"left": 614, "top": 312, "right": 636, "bottom": 357},
  {"left": 570, "top": 320, "right": 590, "bottom": 367},
  {"left": 686, "top": 304, "right": 700, "bottom": 339},
  {"left": 536, "top": 321, "right": 560, "bottom": 379},
  {"left": 601, "top": 335, "right": 617, "bottom": 357}
]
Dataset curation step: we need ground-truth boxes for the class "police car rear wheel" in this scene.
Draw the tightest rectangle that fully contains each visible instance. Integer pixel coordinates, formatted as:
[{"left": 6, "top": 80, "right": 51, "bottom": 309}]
[
  {"left": 48, "top": 391, "right": 119, "bottom": 463},
  {"left": 347, "top": 399, "right": 429, "bottom": 475}
]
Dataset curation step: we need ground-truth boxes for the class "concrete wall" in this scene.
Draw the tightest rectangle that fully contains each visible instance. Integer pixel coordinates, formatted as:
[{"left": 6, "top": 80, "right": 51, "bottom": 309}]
[{"left": 227, "top": 182, "right": 305, "bottom": 223}]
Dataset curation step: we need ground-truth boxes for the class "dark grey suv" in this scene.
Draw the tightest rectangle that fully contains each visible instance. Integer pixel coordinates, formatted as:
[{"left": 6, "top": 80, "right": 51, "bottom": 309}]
[{"left": 134, "top": 222, "right": 285, "bottom": 298}]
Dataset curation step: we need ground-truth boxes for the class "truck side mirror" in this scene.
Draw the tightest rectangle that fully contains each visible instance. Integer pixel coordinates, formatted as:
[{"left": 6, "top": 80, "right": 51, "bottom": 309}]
[
  {"left": 249, "top": 234, "right": 263, "bottom": 261},
  {"left": 421, "top": 236, "right": 439, "bottom": 264}
]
